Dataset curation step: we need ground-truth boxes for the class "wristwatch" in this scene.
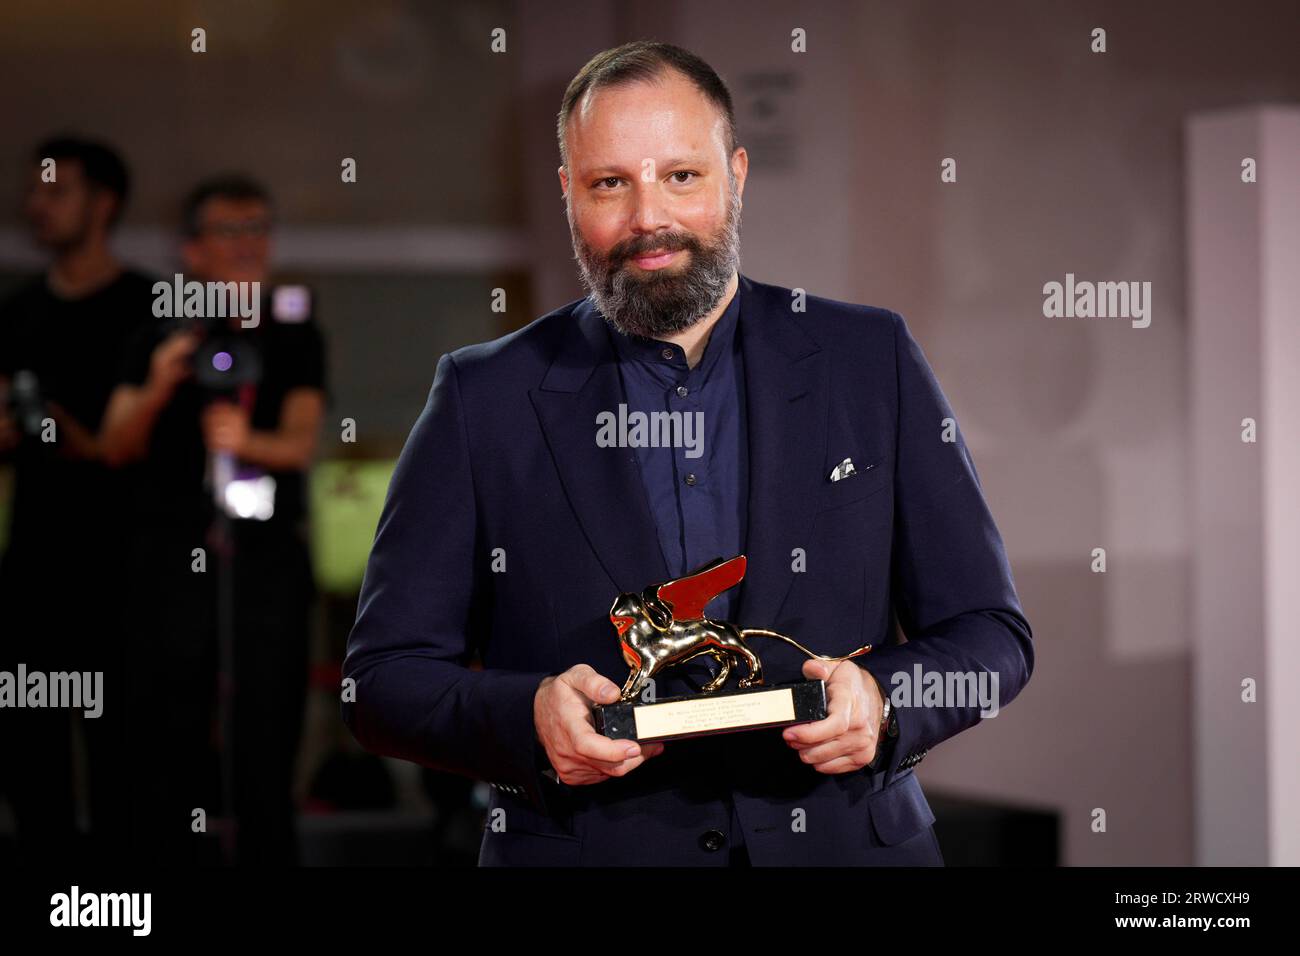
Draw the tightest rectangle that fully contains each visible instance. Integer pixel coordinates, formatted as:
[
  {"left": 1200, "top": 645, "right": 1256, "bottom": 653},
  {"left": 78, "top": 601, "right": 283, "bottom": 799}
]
[{"left": 866, "top": 675, "right": 898, "bottom": 772}]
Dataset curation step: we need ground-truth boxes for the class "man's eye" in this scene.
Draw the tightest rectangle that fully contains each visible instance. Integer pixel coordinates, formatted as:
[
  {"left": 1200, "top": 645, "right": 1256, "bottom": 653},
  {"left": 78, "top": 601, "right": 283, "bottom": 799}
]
[
  {"left": 595, "top": 177, "right": 621, "bottom": 189},
  {"left": 670, "top": 171, "right": 697, "bottom": 184}
]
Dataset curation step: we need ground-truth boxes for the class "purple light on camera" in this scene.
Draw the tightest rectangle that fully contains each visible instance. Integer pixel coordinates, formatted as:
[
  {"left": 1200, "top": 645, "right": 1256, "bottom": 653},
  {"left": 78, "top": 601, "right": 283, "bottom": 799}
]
[{"left": 212, "top": 351, "right": 233, "bottom": 372}]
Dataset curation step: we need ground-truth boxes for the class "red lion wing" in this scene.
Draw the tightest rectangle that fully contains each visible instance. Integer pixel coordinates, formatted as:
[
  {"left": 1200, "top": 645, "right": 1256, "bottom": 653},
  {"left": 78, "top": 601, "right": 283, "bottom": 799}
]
[{"left": 655, "top": 554, "right": 747, "bottom": 622}]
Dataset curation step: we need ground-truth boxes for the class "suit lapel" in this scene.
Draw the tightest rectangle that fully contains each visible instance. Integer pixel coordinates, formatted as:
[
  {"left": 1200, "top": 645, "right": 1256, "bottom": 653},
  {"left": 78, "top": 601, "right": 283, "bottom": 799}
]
[
  {"left": 530, "top": 297, "right": 669, "bottom": 594},
  {"left": 735, "top": 274, "right": 829, "bottom": 628}
]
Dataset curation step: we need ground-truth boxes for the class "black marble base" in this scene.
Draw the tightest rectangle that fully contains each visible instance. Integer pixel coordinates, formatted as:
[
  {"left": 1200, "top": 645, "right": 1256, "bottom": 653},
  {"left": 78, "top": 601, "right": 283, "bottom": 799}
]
[{"left": 593, "top": 679, "right": 827, "bottom": 743}]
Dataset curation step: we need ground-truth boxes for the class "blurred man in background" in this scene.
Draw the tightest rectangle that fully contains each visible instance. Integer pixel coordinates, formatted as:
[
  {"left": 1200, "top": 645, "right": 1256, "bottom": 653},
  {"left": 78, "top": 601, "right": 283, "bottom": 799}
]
[
  {"left": 102, "top": 176, "right": 327, "bottom": 864},
  {"left": 0, "top": 136, "right": 154, "bottom": 863}
]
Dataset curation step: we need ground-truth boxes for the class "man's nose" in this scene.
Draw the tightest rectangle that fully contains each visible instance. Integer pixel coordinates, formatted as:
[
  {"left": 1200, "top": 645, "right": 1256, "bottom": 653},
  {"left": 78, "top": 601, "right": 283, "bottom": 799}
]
[{"left": 628, "top": 179, "right": 671, "bottom": 235}]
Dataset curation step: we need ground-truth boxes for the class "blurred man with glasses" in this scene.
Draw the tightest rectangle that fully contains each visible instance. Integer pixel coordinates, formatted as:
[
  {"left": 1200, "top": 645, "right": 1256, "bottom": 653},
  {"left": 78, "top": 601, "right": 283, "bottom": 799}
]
[{"left": 102, "top": 175, "right": 328, "bottom": 864}]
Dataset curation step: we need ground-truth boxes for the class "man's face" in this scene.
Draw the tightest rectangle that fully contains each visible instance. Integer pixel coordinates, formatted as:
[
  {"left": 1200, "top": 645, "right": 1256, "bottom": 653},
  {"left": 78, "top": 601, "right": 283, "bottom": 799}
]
[
  {"left": 21, "top": 161, "right": 112, "bottom": 251},
  {"left": 559, "top": 69, "right": 747, "bottom": 339},
  {"left": 182, "top": 197, "right": 272, "bottom": 285}
]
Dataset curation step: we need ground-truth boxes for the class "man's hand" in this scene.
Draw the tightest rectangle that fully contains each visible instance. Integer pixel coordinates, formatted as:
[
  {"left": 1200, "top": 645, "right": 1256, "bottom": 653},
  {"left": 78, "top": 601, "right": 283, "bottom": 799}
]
[
  {"left": 45, "top": 401, "right": 101, "bottom": 461},
  {"left": 0, "top": 385, "right": 101, "bottom": 461},
  {"left": 146, "top": 329, "right": 199, "bottom": 398},
  {"left": 782, "top": 658, "right": 885, "bottom": 773},
  {"left": 201, "top": 401, "right": 251, "bottom": 455},
  {"left": 534, "top": 664, "right": 664, "bottom": 786}
]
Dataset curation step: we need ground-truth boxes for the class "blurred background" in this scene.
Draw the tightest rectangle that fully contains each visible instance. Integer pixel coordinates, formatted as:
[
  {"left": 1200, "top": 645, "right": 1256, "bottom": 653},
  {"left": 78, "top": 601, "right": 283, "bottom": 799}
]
[{"left": 0, "top": 0, "right": 1297, "bottom": 867}]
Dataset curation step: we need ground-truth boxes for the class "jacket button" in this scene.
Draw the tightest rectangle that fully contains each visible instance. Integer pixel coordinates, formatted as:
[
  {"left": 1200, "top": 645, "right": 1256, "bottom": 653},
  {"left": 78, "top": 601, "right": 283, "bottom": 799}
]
[{"left": 699, "top": 829, "right": 727, "bottom": 852}]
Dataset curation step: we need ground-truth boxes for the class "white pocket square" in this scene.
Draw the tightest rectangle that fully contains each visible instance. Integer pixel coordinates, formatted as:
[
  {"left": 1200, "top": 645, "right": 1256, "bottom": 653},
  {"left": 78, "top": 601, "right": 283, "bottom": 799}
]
[{"left": 829, "top": 457, "right": 857, "bottom": 482}]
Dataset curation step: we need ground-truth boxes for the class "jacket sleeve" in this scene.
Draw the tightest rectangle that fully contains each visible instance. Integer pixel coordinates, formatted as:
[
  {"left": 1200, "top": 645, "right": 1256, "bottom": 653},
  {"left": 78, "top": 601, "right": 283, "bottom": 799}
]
[
  {"left": 341, "top": 352, "right": 556, "bottom": 810},
  {"left": 854, "top": 311, "right": 1035, "bottom": 787}
]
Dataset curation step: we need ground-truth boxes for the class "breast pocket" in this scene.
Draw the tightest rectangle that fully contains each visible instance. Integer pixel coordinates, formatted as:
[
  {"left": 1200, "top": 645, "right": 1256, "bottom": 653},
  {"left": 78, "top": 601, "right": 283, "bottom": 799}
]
[{"left": 815, "top": 459, "right": 892, "bottom": 514}]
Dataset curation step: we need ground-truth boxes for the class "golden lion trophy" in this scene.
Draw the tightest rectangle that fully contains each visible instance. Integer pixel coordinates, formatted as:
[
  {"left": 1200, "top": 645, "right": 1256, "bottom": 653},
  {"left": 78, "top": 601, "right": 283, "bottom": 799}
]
[{"left": 592, "top": 554, "right": 873, "bottom": 743}]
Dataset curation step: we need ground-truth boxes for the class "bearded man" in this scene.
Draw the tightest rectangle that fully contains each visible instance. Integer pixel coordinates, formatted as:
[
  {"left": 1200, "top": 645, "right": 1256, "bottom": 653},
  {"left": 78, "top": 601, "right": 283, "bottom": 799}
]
[{"left": 342, "top": 40, "right": 1033, "bottom": 866}]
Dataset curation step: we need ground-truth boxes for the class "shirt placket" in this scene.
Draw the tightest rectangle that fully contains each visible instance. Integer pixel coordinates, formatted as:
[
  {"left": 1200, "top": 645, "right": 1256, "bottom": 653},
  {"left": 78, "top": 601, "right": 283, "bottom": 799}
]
[{"left": 664, "top": 347, "right": 726, "bottom": 678}]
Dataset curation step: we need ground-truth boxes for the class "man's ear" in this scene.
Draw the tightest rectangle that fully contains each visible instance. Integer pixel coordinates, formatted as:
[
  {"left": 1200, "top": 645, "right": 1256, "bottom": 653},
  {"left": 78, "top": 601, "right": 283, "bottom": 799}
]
[
  {"left": 558, "top": 164, "right": 569, "bottom": 198},
  {"left": 89, "top": 189, "right": 120, "bottom": 234},
  {"left": 731, "top": 147, "right": 749, "bottom": 204}
]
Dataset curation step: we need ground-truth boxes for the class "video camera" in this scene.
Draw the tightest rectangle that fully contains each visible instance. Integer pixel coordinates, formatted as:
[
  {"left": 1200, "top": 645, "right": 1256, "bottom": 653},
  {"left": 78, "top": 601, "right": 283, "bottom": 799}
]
[
  {"left": 173, "top": 311, "right": 264, "bottom": 398},
  {"left": 6, "top": 370, "right": 50, "bottom": 440}
]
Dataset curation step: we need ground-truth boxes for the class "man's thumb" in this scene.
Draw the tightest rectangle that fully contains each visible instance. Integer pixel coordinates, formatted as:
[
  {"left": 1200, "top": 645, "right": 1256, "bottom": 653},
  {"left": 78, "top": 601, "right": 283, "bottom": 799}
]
[
  {"left": 804, "top": 659, "right": 829, "bottom": 680},
  {"left": 585, "top": 673, "right": 620, "bottom": 704}
]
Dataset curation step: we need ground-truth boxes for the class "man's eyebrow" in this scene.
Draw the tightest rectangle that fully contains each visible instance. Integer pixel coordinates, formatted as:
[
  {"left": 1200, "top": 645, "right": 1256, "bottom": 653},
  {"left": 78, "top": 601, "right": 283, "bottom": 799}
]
[
  {"left": 580, "top": 157, "right": 712, "bottom": 179},
  {"left": 581, "top": 164, "right": 632, "bottom": 178},
  {"left": 659, "top": 156, "right": 710, "bottom": 170}
]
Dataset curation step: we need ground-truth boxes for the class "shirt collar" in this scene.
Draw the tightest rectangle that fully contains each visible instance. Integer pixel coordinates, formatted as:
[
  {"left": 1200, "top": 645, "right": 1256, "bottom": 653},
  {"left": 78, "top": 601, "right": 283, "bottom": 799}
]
[{"left": 607, "top": 284, "right": 741, "bottom": 377}]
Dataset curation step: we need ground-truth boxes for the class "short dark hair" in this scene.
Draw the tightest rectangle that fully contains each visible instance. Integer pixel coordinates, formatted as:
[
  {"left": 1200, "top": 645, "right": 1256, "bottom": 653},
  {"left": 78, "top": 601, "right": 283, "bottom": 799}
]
[
  {"left": 556, "top": 41, "right": 737, "bottom": 172},
  {"left": 181, "top": 174, "right": 273, "bottom": 237},
  {"left": 34, "top": 136, "right": 131, "bottom": 227}
]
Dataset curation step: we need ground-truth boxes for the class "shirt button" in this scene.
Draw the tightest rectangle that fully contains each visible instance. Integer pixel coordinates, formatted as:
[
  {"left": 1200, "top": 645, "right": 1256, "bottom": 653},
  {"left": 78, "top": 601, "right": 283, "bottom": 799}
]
[
  {"left": 661, "top": 348, "right": 674, "bottom": 360},
  {"left": 699, "top": 829, "right": 727, "bottom": 852},
  {"left": 676, "top": 385, "right": 689, "bottom": 397},
  {"left": 684, "top": 473, "right": 697, "bottom": 486}
]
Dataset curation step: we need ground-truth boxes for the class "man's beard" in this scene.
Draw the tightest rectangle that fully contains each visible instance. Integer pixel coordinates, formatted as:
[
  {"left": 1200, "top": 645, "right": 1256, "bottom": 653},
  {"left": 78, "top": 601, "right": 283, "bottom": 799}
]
[{"left": 569, "top": 176, "right": 742, "bottom": 340}]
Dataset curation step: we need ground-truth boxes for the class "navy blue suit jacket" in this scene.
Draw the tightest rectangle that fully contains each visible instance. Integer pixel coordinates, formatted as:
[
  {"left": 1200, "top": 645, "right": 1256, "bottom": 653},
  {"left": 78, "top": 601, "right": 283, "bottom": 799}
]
[{"left": 342, "top": 274, "right": 1034, "bottom": 865}]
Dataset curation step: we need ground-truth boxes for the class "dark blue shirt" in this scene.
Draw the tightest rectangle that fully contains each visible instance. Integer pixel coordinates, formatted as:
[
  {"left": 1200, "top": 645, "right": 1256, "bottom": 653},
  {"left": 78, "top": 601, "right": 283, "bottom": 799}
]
[
  {"left": 607, "top": 287, "right": 751, "bottom": 857},
  {"left": 607, "top": 286, "right": 748, "bottom": 625}
]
